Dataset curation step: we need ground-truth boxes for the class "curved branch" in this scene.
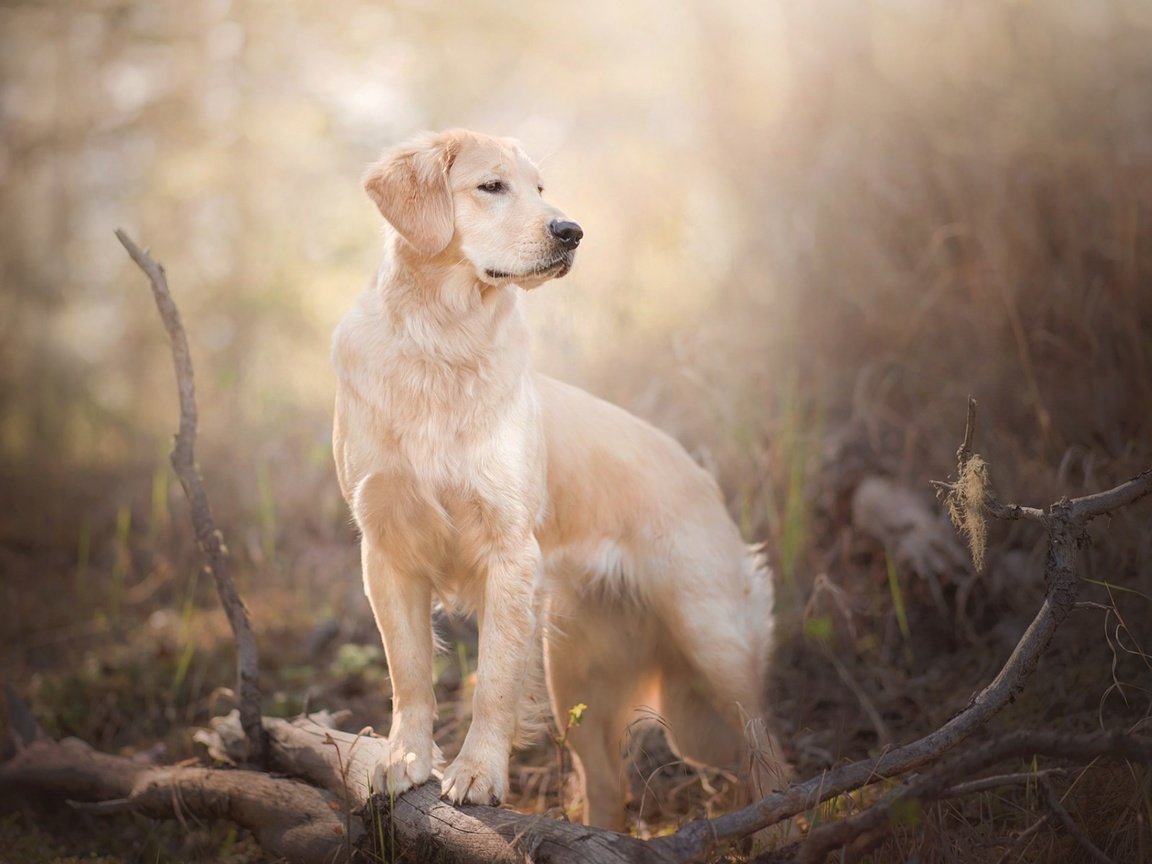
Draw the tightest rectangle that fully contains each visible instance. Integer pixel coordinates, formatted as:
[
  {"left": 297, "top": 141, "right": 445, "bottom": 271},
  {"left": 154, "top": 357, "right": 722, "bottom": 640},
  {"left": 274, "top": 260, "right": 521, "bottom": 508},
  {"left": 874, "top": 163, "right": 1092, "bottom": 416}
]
[
  {"left": 1039, "top": 775, "right": 1118, "bottom": 864},
  {"left": 115, "top": 229, "right": 265, "bottom": 767},
  {"left": 1069, "top": 468, "right": 1152, "bottom": 522},
  {"left": 651, "top": 521, "right": 1083, "bottom": 862},
  {"left": 655, "top": 401, "right": 1150, "bottom": 863},
  {"left": 798, "top": 731, "right": 1151, "bottom": 863},
  {"left": 937, "top": 767, "right": 1064, "bottom": 799},
  {"left": 208, "top": 712, "right": 675, "bottom": 864},
  {"left": 0, "top": 735, "right": 350, "bottom": 863}
]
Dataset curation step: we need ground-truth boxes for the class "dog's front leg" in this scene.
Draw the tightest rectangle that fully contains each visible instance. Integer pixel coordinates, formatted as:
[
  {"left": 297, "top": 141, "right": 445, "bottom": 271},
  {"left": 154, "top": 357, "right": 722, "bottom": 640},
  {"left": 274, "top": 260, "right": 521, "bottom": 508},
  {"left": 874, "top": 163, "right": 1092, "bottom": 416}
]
[
  {"left": 440, "top": 539, "right": 540, "bottom": 806},
  {"left": 362, "top": 541, "right": 443, "bottom": 797}
]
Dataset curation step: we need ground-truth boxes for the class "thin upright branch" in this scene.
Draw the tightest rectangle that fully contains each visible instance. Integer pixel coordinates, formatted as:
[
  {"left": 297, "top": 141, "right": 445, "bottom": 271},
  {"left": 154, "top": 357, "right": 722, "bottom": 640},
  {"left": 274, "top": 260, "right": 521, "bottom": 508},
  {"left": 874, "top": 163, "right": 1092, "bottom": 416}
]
[
  {"left": 957, "top": 395, "right": 977, "bottom": 468},
  {"left": 115, "top": 229, "right": 266, "bottom": 767},
  {"left": 934, "top": 396, "right": 1046, "bottom": 525}
]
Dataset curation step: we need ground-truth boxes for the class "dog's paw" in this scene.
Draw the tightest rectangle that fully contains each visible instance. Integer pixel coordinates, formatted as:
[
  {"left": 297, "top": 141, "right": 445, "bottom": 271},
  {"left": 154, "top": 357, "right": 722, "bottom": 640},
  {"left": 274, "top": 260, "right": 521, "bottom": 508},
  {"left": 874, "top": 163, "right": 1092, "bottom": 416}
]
[
  {"left": 440, "top": 750, "right": 507, "bottom": 806},
  {"left": 373, "top": 737, "right": 442, "bottom": 798}
]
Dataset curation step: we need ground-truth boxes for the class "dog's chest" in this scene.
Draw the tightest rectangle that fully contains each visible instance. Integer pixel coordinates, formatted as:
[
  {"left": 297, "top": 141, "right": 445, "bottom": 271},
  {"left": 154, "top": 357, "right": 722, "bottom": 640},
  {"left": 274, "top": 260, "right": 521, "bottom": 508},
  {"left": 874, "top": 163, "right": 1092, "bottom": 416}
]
[{"left": 335, "top": 287, "right": 546, "bottom": 582}]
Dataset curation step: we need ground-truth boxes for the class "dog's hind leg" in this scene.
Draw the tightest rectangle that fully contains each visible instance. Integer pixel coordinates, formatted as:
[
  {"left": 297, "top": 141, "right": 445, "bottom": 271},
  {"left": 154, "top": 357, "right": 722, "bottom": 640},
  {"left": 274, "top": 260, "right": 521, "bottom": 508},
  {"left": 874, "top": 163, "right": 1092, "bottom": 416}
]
[
  {"left": 658, "top": 659, "right": 793, "bottom": 851},
  {"left": 655, "top": 544, "right": 792, "bottom": 803},
  {"left": 658, "top": 659, "right": 790, "bottom": 800},
  {"left": 543, "top": 601, "right": 648, "bottom": 831}
]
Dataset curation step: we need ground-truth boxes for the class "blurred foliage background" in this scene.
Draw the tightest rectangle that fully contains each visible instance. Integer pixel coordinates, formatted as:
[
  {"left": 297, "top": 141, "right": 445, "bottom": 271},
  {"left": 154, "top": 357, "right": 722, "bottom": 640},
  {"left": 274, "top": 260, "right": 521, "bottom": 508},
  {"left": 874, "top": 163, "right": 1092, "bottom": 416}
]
[{"left": 2, "top": 1, "right": 1152, "bottom": 861}]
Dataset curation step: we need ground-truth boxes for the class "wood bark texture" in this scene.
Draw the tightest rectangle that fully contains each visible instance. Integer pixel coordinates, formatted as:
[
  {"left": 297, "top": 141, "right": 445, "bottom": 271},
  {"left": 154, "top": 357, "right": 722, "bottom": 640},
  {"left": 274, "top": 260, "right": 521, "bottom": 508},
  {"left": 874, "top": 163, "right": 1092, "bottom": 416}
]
[
  {"left": 114, "top": 229, "right": 266, "bottom": 767},
  {"left": 206, "top": 712, "right": 674, "bottom": 864},
  {"left": 0, "top": 723, "right": 351, "bottom": 863}
]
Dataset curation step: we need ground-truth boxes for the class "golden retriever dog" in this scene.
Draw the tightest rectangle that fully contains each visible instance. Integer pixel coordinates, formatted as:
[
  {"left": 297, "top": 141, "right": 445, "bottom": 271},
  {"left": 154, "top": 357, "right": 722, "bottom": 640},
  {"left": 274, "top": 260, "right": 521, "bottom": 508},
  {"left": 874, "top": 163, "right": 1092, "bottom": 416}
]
[{"left": 332, "top": 128, "right": 789, "bottom": 829}]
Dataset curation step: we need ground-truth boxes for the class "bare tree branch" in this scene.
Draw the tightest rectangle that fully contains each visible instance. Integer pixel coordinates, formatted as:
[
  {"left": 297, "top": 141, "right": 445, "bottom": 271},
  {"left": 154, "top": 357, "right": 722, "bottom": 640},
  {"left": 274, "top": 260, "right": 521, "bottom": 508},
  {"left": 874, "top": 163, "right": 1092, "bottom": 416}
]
[
  {"left": 1069, "top": 468, "right": 1152, "bottom": 522},
  {"left": 114, "top": 229, "right": 266, "bottom": 767},
  {"left": 982, "top": 496, "right": 1047, "bottom": 523},
  {"left": 4, "top": 688, "right": 670, "bottom": 864},
  {"left": 653, "top": 401, "right": 1152, "bottom": 863},
  {"left": 1039, "top": 775, "right": 1119, "bottom": 864},
  {"left": 0, "top": 730, "right": 351, "bottom": 863},
  {"left": 206, "top": 711, "right": 676, "bottom": 864},
  {"left": 937, "top": 767, "right": 1064, "bottom": 799},
  {"left": 957, "top": 395, "right": 977, "bottom": 468},
  {"left": 651, "top": 524, "right": 1083, "bottom": 861},
  {"left": 797, "top": 731, "right": 1151, "bottom": 863}
]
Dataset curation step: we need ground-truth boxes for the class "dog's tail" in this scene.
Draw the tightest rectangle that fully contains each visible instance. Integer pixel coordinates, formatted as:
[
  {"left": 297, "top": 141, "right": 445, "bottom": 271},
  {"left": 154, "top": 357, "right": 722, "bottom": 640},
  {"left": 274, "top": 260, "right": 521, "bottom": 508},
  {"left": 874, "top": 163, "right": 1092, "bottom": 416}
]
[{"left": 744, "top": 541, "right": 777, "bottom": 648}]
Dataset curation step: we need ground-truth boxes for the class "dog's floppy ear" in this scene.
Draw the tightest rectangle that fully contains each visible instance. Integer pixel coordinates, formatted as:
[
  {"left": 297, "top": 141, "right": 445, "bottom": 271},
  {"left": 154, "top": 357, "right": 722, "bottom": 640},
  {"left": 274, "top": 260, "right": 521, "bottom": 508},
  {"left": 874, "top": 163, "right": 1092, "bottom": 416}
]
[{"left": 364, "top": 132, "right": 461, "bottom": 256}]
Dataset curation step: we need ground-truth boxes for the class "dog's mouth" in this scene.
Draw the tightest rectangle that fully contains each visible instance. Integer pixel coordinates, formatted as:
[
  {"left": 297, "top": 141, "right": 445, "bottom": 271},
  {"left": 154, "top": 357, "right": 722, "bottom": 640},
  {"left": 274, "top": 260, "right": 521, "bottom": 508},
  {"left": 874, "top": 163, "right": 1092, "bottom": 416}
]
[{"left": 485, "top": 253, "right": 574, "bottom": 283}]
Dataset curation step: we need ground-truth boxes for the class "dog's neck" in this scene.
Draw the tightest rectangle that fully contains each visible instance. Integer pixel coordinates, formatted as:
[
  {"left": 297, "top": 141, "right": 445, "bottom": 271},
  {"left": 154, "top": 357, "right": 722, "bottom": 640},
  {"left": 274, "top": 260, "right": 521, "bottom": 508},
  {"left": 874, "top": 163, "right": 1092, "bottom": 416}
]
[
  {"left": 383, "top": 234, "right": 495, "bottom": 313},
  {"left": 366, "top": 231, "right": 528, "bottom": 370}
]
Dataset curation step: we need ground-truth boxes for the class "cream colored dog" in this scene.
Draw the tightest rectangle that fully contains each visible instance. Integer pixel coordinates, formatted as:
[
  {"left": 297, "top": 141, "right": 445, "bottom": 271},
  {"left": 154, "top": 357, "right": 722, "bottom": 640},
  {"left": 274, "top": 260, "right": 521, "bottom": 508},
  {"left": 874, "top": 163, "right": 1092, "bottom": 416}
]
[{"left": 332, "top": 129, "right": 788, "bottom": 828}]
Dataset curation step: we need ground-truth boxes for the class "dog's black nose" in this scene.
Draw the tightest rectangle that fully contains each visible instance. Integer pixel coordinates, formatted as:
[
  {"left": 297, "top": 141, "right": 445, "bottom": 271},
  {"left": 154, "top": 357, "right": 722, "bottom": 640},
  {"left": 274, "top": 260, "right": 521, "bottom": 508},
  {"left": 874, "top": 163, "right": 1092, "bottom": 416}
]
[{"left": 549, "top": 220, "right": 583, "bottom": 248}]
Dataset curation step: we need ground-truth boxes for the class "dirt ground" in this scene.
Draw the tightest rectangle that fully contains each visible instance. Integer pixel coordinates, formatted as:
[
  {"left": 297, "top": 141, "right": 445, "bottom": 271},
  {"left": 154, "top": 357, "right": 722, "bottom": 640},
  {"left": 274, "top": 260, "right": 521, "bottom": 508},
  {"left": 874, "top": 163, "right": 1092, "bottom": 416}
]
[
  {"left": 3, "top": 4, "right": 1152, "bottom": 861},
  {"left": 2, "top": 392, "right": 1149, "bottom": 863}
]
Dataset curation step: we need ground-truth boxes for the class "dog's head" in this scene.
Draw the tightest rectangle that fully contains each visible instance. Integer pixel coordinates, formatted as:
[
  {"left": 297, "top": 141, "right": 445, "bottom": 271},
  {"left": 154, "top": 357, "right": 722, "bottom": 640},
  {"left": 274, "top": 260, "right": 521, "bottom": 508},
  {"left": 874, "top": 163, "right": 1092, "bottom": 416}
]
[{"left": 364, "top": 129, "right": 582, "bottom": 289}]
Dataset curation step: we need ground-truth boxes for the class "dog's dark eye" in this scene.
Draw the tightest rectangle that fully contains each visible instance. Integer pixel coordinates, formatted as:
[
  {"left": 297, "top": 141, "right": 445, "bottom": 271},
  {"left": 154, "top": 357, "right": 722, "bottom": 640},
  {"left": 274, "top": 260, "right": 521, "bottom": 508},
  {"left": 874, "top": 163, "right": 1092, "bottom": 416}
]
[
  {"left": 478, "top": 180, "right": 506, "bottom": 194},
  {"left": 537, "top": 185, "right": 545, "bottom": 195}
]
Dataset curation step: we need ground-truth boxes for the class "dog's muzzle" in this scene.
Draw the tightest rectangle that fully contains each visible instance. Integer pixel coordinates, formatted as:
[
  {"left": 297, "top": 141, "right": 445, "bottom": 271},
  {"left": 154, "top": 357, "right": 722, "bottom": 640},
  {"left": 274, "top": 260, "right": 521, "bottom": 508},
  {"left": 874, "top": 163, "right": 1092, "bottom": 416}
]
[{"left": 484, "top": 221, "right": 582, "bottom": 281}]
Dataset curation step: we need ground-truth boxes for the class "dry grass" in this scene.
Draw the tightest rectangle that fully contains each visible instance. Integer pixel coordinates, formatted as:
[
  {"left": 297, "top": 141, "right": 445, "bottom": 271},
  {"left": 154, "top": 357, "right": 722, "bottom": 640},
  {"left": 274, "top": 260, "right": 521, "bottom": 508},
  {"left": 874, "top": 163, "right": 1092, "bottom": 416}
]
[{"left": 3, "top": 2, "right": 1152, "bottom": 862}]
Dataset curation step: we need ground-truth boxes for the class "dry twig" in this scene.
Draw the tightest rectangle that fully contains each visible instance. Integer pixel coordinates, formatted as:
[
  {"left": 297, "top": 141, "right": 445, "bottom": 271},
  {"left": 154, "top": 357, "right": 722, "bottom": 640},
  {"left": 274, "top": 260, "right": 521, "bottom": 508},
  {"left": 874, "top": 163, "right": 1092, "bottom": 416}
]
[
  {"left": 937, "top": 767, "right": 1064, "bottom": 799},
  {"left": 654, "top": 401, "right": 1152, "bottom": 864},
  {"left": 798, "top": 731, "right": 1152, "bottom": 863},
  {"left": 1038, "top": 775, "right": 1119, "bottom": 864},
  {"left": 114, "top": 229, "right": 266, "bottom": 767}
]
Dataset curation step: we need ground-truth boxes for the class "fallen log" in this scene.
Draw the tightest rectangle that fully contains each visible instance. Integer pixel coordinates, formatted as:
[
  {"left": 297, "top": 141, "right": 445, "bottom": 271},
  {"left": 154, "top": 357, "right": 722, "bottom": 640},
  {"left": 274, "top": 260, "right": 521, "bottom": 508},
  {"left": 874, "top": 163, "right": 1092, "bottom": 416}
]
[
  {"left": 204, "top": 711, "right": 673, "bottom": 864},
  {"left": 0, "top": 710, "right": 352, "bottom": 864},
  {"left": 1, "top": 686, "right": 671, "bottom": 864}
]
